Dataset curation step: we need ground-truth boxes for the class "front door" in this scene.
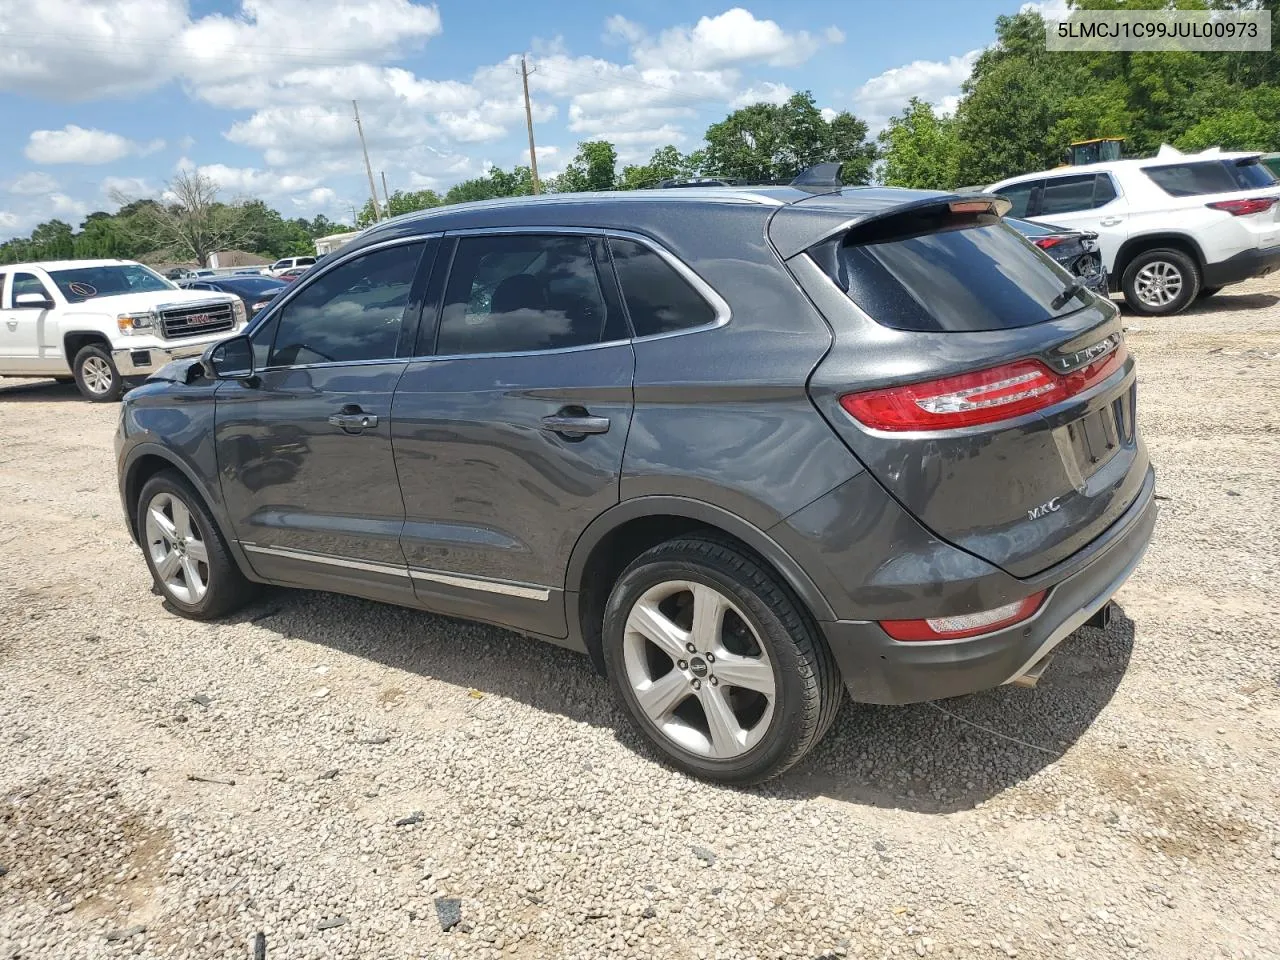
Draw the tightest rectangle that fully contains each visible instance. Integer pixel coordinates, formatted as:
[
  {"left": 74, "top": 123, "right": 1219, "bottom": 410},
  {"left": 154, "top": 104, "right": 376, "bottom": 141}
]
[
  {"left": 0, "top": 272, "right": 58, "bottom": 375},
  {"left": 216, "top": 238, "right": 433, "bottom": 605},
  {"left": 1032, "top": 173, "right": 1129, "bottom": 275},
  {"left": 391, "top": 233, "right": 634, "bottom": 637}
]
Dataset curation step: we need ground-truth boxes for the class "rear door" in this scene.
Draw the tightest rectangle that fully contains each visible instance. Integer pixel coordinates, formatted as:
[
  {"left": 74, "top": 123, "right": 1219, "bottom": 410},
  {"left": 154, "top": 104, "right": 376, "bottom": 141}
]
[
  {"left": 1032, "top": 173, "right": 1128, "bottom": 273},
  {"left": 786, "top": 201, "right": 1148, "bottom": 579},
  {"left": 215, "top": 237, "right": 434, "bottom": 604},
  {"left": 391, "top": 231, "right": 634, "bottom": 637}
]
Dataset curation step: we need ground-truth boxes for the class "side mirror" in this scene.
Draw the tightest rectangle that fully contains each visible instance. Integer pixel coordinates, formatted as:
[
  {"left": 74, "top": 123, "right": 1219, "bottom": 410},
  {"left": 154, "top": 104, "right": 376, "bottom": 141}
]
[
  {"left": 14, "top": 292, "right": 53, "bottom": 310},
  {"left": 204, "top": 334, "right": 254, "bottom": 380}
]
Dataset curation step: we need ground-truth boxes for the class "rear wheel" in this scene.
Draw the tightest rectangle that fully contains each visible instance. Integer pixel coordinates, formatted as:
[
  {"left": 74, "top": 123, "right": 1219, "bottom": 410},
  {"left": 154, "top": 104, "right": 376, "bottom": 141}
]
[
  {"left": 71, "top": 344, "right": 123, "bottom": 402},
  {"left": 1121, "top": 248, "right": 1200, "bottom": 316},
  {"left": 603, "top": 536, "right": 841, "bottom": 785},
  {"left": 137, "top": 470, "right": 254, "bottom": 620}
]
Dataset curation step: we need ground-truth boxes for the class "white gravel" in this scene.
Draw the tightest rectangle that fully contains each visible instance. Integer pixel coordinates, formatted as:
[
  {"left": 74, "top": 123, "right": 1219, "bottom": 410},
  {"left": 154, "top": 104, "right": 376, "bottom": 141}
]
[{"left": 2, "top": 280, "right": 1278, "bottom": 960}]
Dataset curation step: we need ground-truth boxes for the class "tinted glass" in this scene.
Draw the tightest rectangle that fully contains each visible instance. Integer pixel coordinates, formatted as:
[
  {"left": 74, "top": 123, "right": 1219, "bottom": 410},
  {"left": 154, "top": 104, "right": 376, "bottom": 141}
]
[
  {"left": 1040, "top": 175, "right": 1096, "bottom": 215},
  {"left": 1145, "top": 162, "right": 1242, "bottom": 196},
  {"left": 1006, "top": 218, "right": 1057, "bottom": 237},
  {"left": 437, "top": 234, "right": 610, "bottom": 355},
  {"left": 267, "top": 242, "right": 423, "bottom": 366},
  {"left": 12, "top": 272, "right": 53, "bottom": 303},
  {"left": 994, "top": 180, "right": 1037, "bottom": 217},
  {"left": 1093, "top": 174, "right": 1117, "bottom": 205},
  {"left": 1231, "top": 159, "right": 1277, "bottom": 189},
  {"left": 837, "top": 215, "right": 1081, "bottom": 333},
  {"left": 608, "top": 237, "right": 716, "bottom": 337},
  {"left": 219, "top": 277, "right": 286, "bottom": 296}
]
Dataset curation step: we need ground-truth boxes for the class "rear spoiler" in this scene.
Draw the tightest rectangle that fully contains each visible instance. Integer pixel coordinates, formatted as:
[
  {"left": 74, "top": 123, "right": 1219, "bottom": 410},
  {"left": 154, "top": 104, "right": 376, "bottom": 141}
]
[{"left": 768, "top": 192, "right": 1012, "bottom": 260}]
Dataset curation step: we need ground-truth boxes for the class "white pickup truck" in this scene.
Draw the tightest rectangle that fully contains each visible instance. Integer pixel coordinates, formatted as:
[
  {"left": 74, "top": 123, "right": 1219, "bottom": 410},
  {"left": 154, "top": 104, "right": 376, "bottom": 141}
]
[{"left": 0, "top": 259, "right": 247, "bottom": 401}]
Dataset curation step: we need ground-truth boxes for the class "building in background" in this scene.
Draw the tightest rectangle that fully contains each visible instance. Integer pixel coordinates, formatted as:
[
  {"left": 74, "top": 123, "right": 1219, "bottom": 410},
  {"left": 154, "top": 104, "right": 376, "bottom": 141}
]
[{"left": 315, "top": 230, "right": 361, "bottom": 256}]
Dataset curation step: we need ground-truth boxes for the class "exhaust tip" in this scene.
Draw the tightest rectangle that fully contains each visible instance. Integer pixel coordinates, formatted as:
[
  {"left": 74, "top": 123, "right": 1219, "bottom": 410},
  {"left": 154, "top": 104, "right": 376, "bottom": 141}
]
[
  {"left": 1010, "top": 653, "right": 1055, "bottom": 688},
  {"left": 1085, "top": 601, "right": 1115, "bottom": 631}
]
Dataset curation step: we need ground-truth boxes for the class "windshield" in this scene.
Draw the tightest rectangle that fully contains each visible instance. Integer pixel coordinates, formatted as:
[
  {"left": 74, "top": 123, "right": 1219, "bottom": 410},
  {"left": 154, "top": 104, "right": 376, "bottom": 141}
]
[{"left": 48, "top": 264, "right": 174, "bottom": 303}]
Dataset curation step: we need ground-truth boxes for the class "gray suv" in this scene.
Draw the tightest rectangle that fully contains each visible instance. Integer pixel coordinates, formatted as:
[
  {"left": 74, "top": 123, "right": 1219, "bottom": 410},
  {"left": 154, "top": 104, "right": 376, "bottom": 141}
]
[{"left": 115, "top": 186, "right": 1157, "bottom": 784}]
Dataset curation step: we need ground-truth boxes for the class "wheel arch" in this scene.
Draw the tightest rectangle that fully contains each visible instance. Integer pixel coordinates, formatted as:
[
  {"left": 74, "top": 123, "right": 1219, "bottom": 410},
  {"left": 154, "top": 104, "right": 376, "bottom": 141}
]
[
  {"left": 565, "top": 496, "right": 837, "bottom": 673},
  {"left": 1111, "top": 233, "right": 1205, "bottom": 291}
]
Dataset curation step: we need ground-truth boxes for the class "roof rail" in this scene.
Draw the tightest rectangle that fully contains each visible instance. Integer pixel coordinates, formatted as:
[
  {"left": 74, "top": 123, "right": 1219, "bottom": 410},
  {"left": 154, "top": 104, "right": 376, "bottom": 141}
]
[{"left": 657, "top": 176, "right": 750, "bottom": 189}]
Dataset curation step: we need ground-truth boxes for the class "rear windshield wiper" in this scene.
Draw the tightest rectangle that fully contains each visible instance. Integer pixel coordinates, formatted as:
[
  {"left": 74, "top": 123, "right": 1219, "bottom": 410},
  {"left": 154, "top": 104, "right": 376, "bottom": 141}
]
[{"left": 1051, "top": 280, "right": 1087, "bottom": 311}]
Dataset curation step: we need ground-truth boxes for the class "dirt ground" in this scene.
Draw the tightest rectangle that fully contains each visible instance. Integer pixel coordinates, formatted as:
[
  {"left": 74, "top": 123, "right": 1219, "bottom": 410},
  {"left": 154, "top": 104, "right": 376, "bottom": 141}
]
[{"left": 1, "top": 281, "right": 1277, "bottom": 960}]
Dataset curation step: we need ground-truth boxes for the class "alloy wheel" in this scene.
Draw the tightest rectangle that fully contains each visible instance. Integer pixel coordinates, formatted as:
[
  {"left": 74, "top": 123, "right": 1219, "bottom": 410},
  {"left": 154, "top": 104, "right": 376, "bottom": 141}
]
[
  {"left": 1134, "top": 260, "right": 1183, "bottom": 308},
  {"left": 144, "top": 491, "right": 210, "bottom": 604},
  {"left": 621, "top": 579, "right": 776, "bottom": 759},
  {"left": 80, "top": 356, "right": 114, "bottom": 395}
]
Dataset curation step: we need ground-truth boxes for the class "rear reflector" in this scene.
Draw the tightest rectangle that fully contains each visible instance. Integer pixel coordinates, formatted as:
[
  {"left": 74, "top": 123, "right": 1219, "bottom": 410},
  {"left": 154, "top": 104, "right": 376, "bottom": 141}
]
[
  {"left": 1206, "top": 197, "right": 1277, "bottom": 216},
  {"left": 880, "top": 591, "right": 1047, "bottom": 641},
  {"left": 840, "top": 344, "right": 1127, "bottom": 431}
]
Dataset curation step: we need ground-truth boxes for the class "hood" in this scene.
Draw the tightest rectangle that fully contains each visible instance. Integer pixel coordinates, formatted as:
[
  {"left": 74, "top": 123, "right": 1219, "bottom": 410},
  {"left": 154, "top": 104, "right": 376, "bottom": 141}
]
[{"left": 63, "top": 287, "right": 238, "bottom": 315}]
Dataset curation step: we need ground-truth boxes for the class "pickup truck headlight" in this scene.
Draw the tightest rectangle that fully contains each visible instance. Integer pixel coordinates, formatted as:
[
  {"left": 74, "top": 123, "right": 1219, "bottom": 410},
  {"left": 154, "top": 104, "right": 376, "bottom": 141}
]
[
  {"left": 117, "top": 311, "right": 155, "bottom": 334},
  {"left": 232, "top": 299, "right": 247, "bottom": 325}
]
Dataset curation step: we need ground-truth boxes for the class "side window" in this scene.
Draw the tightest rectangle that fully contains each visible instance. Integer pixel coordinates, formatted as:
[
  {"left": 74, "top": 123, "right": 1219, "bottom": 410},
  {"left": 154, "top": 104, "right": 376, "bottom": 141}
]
[
  {"left": 1093, "top": 173, "right": 1118, "bottom": 207},
  {"left": 608, "top": 238, "right": 717, "bottom": 337},
  {"left": 437, "top": 234, "right": 611, "bottom": 355},
  {"left": 297, "top": 257, "right": 316, "bottom": 267},
  {"left": 1039, "top": 175, "right": 1098, "bottom": 216},
  {"left": 267, "top": 242, "right": 423, "bottom": 367},
  {"left": 11, "top": 272, "right": 53, "bottom": 306},
  {"left": 1144, "top": 162, "right": 1239, "bottom": 197},
  {"left": 994, "top": 180, "right": 1039, "bottom": 218}
]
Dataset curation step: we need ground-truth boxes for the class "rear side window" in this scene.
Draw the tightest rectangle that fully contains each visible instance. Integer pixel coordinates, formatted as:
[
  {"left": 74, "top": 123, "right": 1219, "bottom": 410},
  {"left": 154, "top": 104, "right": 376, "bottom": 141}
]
[
  {"left": 833, "top": 212, "right": 1082, "bottom": 333},
  {"left": 1144, "top": 160, "right": 1275, "bottom": 196},
  {"left": 608, "top": 238, "right": 717, "bottom": 337},
  {"left": 437, "top": 234, "right": 614, "bottom": 355},
  {"left": 1039, "top": 175, "right": 1097, "bottom": 215},
  {"left": 994, "top": 180, "right": 1038, "bottom": 218}
]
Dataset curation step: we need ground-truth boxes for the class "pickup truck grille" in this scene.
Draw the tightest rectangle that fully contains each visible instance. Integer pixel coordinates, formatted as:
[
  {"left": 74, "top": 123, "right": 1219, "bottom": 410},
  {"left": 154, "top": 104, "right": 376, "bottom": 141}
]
[{"left": 160, "top": 301, "right": 235, "bottom": 340}]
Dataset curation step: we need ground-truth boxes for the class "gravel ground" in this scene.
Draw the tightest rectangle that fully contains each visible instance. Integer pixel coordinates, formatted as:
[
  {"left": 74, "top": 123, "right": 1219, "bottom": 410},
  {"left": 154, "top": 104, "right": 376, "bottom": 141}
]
[{"left": 1, "top": 281, "right": 1278, "bottom": 960}]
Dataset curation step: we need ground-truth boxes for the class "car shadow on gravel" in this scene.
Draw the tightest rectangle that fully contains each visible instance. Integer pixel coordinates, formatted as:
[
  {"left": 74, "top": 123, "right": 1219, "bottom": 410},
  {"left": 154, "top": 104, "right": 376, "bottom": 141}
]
[
  {"left": 1183, "top": 292, "right": 1279, "bottom": 315},
  {"left": 0, "top": 379, "right": 82, "bottom": 402},
  {"left": 232, "top": 589, "right": 1133, "bottom": 814}
]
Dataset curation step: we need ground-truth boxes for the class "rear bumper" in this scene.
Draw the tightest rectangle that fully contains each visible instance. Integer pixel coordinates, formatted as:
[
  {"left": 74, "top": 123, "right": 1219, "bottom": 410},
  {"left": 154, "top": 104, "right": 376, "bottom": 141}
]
[
  {"left": 1202, "top": 245, "right": 1280, "bottom": 288},
  {"left": 819, "top": 468, "right": 1158, "bottom": 704}
]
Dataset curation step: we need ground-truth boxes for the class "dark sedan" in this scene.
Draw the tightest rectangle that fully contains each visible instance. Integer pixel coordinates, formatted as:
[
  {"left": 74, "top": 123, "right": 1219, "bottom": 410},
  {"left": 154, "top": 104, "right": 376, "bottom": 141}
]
[
  {"left": 178, "top": 275, "right": 288, "bottom": 317},
  {"left": 1007, "top": 217, "right": 1108, "bottom": 296}
]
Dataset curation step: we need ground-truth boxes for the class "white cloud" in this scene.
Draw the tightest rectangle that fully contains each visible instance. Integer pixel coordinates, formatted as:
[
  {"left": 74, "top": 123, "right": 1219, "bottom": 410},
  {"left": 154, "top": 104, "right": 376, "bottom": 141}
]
[
  {"left": 820, "top": 106, "right": 838, "bottom": 122},
  {"left": 25, "top": 125, "right": 164, "bottom": 165},
  {"left": 627, "top": 8, "right": 840, "bottom": 71},
  {"left": 730, "top": 81, "right": 794, "bottom": 109},
  {"left": 852, "top": 50, "right": 980, "bottom": 133},
  {"left": 101, "top": 176, "right": 157, "bottom": 199},
  {"left": 193, "top": 163, "right": 322, "bottom": 197},
  {"left": 50, "top": 193, "right": 88, "bottom": 218},
  {"left": 7, "top": 172, "right": 59, "bottom": 195}
]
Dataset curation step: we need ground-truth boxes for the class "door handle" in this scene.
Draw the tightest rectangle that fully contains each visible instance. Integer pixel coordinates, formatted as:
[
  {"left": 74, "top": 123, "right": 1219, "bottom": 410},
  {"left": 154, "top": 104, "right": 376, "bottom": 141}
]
[
  {"left": 1099, "top": 217, "right": 1123, "bottom": 226},
  {"left": 328, "top": 411, "right": 378, "bottom": 431},
  {"left": 5, "top": 320, "right": 16, "bottom": 330},
  {"left": 541, "top": 412, "right": 611, "bottom": 438}
]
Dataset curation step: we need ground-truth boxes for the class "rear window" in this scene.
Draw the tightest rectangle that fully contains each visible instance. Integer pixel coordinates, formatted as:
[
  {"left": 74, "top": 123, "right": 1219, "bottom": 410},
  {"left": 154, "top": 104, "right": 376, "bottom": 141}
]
[
  {"left": 832, "top": 212, "right": 1083, "bottom": 333},
  {"left": 1144, "top": 159, "right": 1277, "bottom": 196}
]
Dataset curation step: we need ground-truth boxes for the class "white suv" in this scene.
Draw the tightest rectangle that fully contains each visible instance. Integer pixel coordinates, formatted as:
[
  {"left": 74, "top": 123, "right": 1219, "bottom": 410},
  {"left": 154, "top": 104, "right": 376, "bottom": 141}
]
[
  {"left": 987, "top": 150, "right": 1280, "bottom": 315},
  {"left": 267, "top": 256, "right": 316, "bottom": 277},
  {"left": 0, "top": 259, "right": 246, "bottom": 401}
]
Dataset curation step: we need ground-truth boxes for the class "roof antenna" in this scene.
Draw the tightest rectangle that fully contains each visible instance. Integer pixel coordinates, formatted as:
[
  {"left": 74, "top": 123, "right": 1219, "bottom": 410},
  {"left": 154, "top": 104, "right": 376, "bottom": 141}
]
[{"left": 790, "top": 163, "right": 844, "bottom": 191}]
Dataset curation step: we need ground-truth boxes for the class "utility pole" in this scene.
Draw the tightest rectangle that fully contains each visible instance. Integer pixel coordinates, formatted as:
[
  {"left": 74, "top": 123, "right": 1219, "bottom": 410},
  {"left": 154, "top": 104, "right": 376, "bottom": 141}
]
[
  {"left": 380, "top": 170, "right": 391, "bottom": 211},
  {"left": 521, "top": 55, "right": 542, "bottom": 195},
  {"left": 352, "top": 100, "right": 383, "bottom": 221}
]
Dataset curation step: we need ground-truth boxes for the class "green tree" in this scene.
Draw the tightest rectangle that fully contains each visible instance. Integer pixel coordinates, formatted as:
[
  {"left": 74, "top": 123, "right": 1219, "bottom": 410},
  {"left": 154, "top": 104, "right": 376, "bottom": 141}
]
[
  {"left": 702, "top": 91, "right": 875, "bottom": 183},
  {"left": 550, "top": 141, "right": 619, "bottom": 193},
  {"left": 444, "top": 165, "right": 536, "bottom": 204},
  {"left": 617, "top": 145, "right": 704, "bottom": 189},
  {"left": 955, "top": 54, "right": 1064, "bottom": 186},
  {"left": 878, "top": 98, "right": 961, "bottom": 190},
  {"left": 356, "top": 188, "right": 443, "bottom": 227},
  {"left": 29, "top": 220, "right": 75, "bottom": 259}
]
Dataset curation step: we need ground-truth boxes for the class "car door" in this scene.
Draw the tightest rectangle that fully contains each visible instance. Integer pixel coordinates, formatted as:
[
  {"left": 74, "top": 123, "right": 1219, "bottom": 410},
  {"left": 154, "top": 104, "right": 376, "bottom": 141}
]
[
  {"left": 1032, "top": 173, "right": 1129, "bottom": 274},
  {"left": 215, "top": 236, "right": 436, "bottom": 605},
  {"left": 0, "top": 271, "right": 59, "bottom": 375},
  {"left": 391, "top": 231, "right": 635, "bottom": 638}
]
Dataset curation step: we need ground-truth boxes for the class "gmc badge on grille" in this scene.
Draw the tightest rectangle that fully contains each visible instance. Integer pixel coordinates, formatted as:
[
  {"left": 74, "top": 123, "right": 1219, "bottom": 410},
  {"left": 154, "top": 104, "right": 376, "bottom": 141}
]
[{"left": 187, "top": 313, "right": 215, "bottom": 325}]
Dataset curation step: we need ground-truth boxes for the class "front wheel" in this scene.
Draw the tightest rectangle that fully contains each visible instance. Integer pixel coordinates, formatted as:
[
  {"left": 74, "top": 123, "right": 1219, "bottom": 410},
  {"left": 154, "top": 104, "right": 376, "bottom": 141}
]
[
  {"left": 1121, "top": 248, "right": 1200, "bottom": 316},
  {"left": 603, "top": 536, "right": 841, "bottom": 785},
  {"left": 137, "top": 470, "right": 255, "bottom": 620},
  {"left": 71, "top": 344, "right": 123, "bottom": 402}
]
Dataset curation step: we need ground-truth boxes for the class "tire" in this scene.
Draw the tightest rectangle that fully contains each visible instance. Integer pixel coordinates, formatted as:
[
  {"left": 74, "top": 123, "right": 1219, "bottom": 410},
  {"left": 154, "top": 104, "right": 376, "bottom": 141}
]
[
  {"left": 136, "top": 470, "right": 255, "bottom": 620},
  {"left": 71, "top": 343, "right": 123, "bottom": 402},
  {"left": 1121, "top": 248, "right": 1200, "bottom": 316},
  {"left": 602, "top": 536, "right": 841, "bottom": 785},
  {"left": 1197, "top": 286, "right": 1224, "bottom": 300}
]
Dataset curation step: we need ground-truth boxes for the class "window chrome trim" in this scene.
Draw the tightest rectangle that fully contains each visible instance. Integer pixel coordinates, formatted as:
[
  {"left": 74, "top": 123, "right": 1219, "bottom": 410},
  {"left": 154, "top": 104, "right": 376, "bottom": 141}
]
[
  {"left": 415, "top": 226, "right": 729, "bottom": 361},
  {"left": 409, "top": 568, "right": 550, "bottom": 601},
  {"left": 240, "top": 542, "right": 552, "bottom": 600}
]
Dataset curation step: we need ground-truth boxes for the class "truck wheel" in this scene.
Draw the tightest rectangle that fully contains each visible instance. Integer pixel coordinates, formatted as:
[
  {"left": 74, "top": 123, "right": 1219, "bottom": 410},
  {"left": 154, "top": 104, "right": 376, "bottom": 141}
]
[
  {"left": 72, "top": 344, "right": 123, "bottom": 402},
  {"left": 603, "top": 536, "right": 842, "bottom": 785},
  {"left": 1121, "top": 248, "right": 1200, "bottom": 316}
]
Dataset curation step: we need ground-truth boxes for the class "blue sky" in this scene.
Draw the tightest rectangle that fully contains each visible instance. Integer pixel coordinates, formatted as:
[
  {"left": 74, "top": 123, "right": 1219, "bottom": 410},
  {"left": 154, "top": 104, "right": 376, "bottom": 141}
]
[{"left": 0, "top": 0, "right": 1048, "bottom": 240}]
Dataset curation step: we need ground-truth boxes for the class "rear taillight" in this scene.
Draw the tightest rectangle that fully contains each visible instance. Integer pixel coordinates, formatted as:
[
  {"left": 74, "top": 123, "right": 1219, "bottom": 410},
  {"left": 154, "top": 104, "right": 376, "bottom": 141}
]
[
  {"left": 839, "top": 345, "right": 1127, "bottom": 431},
  {"left": 880, "top": 591, "right": 1047, "bottom": 641},
  {"left": 1206, "top": 197, "right": 1277, "bottom": 216},
  {"left": 1031, "top": 236, "right": 1065, "bottom": 249}
]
